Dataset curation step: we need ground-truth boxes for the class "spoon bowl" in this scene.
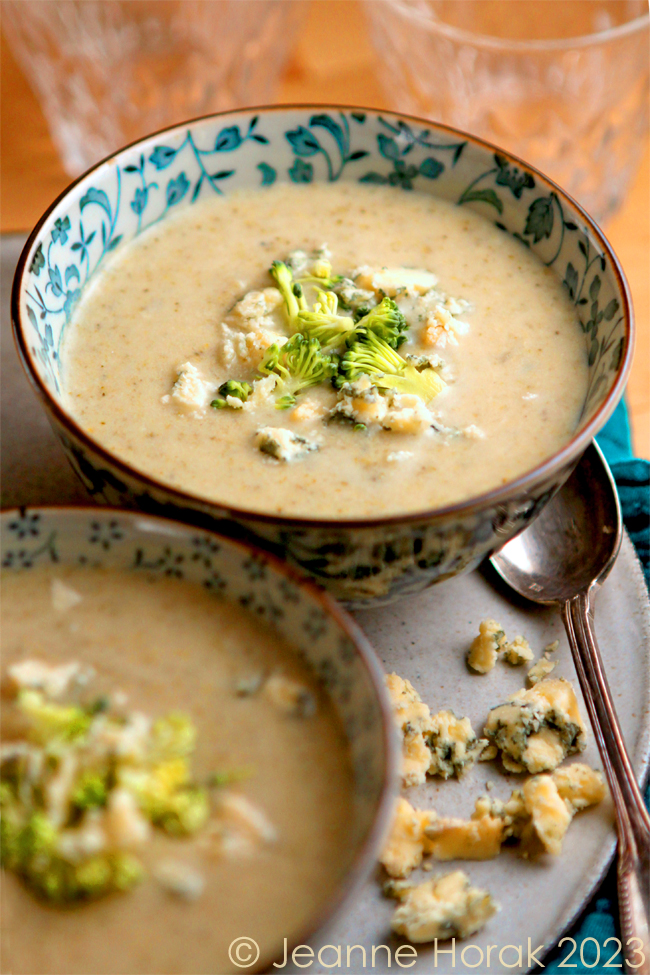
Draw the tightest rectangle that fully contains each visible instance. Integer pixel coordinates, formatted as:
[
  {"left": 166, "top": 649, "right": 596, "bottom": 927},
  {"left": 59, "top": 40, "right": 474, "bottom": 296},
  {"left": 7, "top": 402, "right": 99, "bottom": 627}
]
[{"left": 493, "top": 442, "right": 622, "bottom": 604}]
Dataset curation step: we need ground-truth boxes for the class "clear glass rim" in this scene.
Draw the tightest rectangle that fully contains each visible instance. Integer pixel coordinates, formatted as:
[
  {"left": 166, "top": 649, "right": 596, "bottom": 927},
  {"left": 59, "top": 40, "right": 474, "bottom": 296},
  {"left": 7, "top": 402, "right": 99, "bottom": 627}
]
[{"left": 380, "top": 0, "right": 650, "bottom": 52}]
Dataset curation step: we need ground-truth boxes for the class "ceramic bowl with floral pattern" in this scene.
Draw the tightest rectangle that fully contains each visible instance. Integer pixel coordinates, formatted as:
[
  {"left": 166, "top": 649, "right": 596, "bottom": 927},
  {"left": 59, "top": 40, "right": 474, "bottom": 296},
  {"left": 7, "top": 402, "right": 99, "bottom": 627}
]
[
  {"left": 11, "top": 107, "right": 633, "bottom": 607},
  {"left": 1, "top": 505, "right": 398, "bottom": 961}
]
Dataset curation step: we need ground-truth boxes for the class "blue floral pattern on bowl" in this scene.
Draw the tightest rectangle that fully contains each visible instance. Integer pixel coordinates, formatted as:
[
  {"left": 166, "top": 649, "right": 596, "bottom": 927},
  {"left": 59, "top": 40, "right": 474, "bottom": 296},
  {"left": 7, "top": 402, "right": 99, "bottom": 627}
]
[{"left": 12, "top": 107, "right": 633, "bottom": 606}]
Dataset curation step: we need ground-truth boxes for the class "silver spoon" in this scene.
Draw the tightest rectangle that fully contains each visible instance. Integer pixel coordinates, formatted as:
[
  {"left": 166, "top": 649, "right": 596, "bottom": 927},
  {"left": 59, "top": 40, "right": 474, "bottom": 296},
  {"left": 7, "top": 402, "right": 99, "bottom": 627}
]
[{"left": 491, "top": 441, "right": 649, "bottom": 973}]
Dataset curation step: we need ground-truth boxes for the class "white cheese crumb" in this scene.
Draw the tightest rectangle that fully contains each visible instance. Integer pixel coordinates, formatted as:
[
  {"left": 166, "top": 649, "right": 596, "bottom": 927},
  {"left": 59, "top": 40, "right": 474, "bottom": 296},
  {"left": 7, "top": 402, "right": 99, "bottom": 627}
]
[
  {"left": 462, "top": 424, "right": 486, "bottom": 440},
  {"left": 382, "top": 393, "right": 433, "bottom": 435},
  {"left": 390, "top": 870, "right": 499, "bottom": 942},
  {"left": 171, "top": 361, "right": 215, "bottom": 414},
  {"left": 424, "top": 809, "right": 503, "bottom": 861},
  {"left": 384, "top": 673, "right": 433, "bottom": 787},
  {"left": 467, "top": 619, "right": 506, "bottom": 674},
  {"left": 291, "top": 398, "right": 327, "bottom": 424},
  {"left": 7, "top": 659, "right": 83, "bottom": 699},
  {"left": 502, "top": 635, "right": 534, "bottom": 666},
  {"left": 427, "top": 710, "right": 489, "bottom": 779},
  {"left": 380, "top": 797, "right": 429, "bottom": 877},
  {"left": 484, "top": 678, "right": 587, "bottom": 773},
  {"left": 353, "top": 266, "right": 439, "bottom": 297},
  {"left": 387, "top": 451, "right": 414, "bottom": 463},
  {"left": 217, "top": 792, "right": 278, "bottom": 846},
  {"left": 263, "top": 674, "right": 316, "bottom": 718},
  {"left": 51, "top": 579, "right": 83, "bottom": 613},
  {"left": 154, "top": 859, "right": 205, "bottom": 901},
  {"left": 254, "top": 427, "right": 319, "bottom": 462},
  {"left": 527, "top": 657, "right": 557, "bottom": 685},
  {"left": 105, "top": 787, "right": 151, "bottom": 848}
]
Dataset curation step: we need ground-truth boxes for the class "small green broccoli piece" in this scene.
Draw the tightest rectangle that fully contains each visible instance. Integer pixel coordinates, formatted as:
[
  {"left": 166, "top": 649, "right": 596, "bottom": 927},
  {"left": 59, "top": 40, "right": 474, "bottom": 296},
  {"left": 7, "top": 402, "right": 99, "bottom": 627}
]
[
  {"left": 339, "top": 330, "right": 446, "bottom": 401},
  {"left": 296, "top": 289, "right": 355, "bottom": 349},
  {"left": 353, "top": 297, "right": 408, "bottom": 348},
  {"left": 111, "top": 852, "right": 145, "bottom": 891},
  {"left": 211, "top": 379, "right": 253, "bottom": 410},
  {"left": 17, "top": 690, "right": 92, "bottom": 745},
  {"left": 72, "top": 772, "right": 108, "bottom": 811},
  {"left": 149, "top": 713, "right": 197, "bottom": 761},
  {"left": 270, "top": 261, "right": 307, "bottom": 327},
  {"left": 259, "top": 334, "right": 339, "bottom": 409}
]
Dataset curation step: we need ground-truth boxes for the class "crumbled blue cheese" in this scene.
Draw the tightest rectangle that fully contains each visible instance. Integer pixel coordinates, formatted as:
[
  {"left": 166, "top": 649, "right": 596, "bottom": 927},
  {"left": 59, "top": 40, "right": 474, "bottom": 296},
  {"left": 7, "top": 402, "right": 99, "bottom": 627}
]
[
  {"left": 502, "top": 635, "right": 534, "bottom": 666},
  {"left": 218, "top": 288, "right": 286, "bottom": 370},
  {"left": 387, "top": 451, "right": 414, "bottom": 463},
  {"left": 521, "top": 775, "right": 572, "bottom": 855},
  {"left": 353, "top": 266, "right": 439, "bottom": 297},
  {"left": 382, "top": 393, "right": 435, "bottom": 434},
  {"left": 553, "top": 763, "right": 606, "bottom": 813},
  {"left": 153, "top": 859, "right": 205, "bottom": 900},
  {"left": 51, "top": 579, "right": 83, "bottom": 613},
  {"left": 254, "top": 427, "right": 319, "bottom": 462},
  {"left": 332, "top": 382, "right": 436, "bottom": 435},
  {"left": 263, "top": 674, "right": 316, "bottom": 718},
  {"left": 390, "top": 870, "right": 498, "bottom": 942},
  {"left": 427, "top": 710, "right": 489, "bottom": 779},
  {"left": 484, "top": 678, "right": 587, "bottom": 773},
  {"left": 423, "top": 809, "right": 503, "bottom": 861},
  {"left": 384, "top": 673, "right": 433, "bottom": 787},
  {"left": 480, "top": 763, "right": 605, "bottom": 855},
  {"left": 527, "top": 656, "right": 556, "bottom": 685},
  {"left": 332, "top": 379, "right": 389, "bottom": 426},
  {"left": 287, "top": 245, "right": 332, "bottom": 278},
  {"left": 385, "top": 674, "right": 432, "bottom": 735},
  {"left": 467, "top": 620, "right": 507, "bottom": 674},
  {"left": 170, "top": 361, "right": 215, "bottom": 414},
  {"left": 291, "top": 398, "right": 328, "bottom": 424},
  {"left": 7, "top": 659, "right": 84, "bottom": 699},
  {"left": 203, "top": 792, "right": 277, "bottom": 859},
  {"left": 380, "top": 797, "right": 429, "bottom": 877}
]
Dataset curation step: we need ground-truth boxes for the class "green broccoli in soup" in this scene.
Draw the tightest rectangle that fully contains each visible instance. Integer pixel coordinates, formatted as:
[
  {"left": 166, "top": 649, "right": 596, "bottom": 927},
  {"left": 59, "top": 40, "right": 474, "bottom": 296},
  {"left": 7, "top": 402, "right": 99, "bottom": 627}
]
[
  {"left": 259, "top": 334, "right": 339, "bottom": 409},
  {"left": 338, "top": 329, "right": 446, "bottom": 401}
]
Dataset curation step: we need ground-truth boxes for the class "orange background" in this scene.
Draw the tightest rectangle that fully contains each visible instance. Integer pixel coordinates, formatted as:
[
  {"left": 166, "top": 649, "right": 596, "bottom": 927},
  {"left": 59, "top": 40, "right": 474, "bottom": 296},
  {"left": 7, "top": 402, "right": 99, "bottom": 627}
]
[{"left": 2, "top": 0, "right": 647, "bottom": 456}]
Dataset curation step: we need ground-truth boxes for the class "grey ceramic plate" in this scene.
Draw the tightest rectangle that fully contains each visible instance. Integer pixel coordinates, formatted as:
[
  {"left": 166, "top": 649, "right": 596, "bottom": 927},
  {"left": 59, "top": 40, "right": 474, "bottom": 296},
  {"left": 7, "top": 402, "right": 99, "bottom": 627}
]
[{"left": 298, "top": 531, "right": 650, "bottom": 975}]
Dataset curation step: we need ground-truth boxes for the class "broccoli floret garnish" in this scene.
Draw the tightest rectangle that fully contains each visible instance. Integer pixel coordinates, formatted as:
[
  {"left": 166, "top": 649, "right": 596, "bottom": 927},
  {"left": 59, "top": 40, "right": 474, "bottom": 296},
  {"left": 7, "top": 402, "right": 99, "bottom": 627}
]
[
  {"left": 211, "top": 380, "right": 253, "bottom": 410},
  {"left": 17, "top": 690, "right": 92, "bottom": 745},
  {"left": 0, "top": 678, "right": 217, "bottom": 905},
  {"left": 72, "top": 772, "right": 108, "bottom": 811},
  {"left": 353, "top": 297, "right": 408, "bottom": 349},
  {"left": 339, "top": 330, "right": 446, "bottom": 401},
  {"left": 259, "top": 334, "right": 339, "bottom": 409},
  {"left": 297, "top": 289, "right": 355, "bottom": 350},
  {"left": 270, "top": 260, "right": 307, "bottom": 328}
]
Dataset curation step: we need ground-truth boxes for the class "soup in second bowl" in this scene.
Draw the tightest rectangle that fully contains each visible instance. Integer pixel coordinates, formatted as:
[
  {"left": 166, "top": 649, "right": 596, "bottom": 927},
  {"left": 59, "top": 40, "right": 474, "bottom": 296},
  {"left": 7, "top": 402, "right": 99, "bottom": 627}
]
[{"left": 1, "top": 564, "right": 355, "bottom": 974}]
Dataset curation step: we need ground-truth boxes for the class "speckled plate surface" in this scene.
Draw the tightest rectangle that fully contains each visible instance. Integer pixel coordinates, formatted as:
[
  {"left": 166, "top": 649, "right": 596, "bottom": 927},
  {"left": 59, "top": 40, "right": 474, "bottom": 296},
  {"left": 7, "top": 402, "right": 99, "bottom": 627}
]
[{"left": 300, "top": 534, "right": 650, "bottom": 975}]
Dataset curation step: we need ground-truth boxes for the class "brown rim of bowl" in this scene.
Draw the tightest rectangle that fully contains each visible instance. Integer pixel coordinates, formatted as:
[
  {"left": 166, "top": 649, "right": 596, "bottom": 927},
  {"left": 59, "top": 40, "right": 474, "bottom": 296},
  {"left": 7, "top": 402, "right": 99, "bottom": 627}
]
[
  {"left": 0, "top": 503, "right": 400, "bottom": 971},
  {"left": 11, "top": 103, "right": 635, "bottom": 531}
]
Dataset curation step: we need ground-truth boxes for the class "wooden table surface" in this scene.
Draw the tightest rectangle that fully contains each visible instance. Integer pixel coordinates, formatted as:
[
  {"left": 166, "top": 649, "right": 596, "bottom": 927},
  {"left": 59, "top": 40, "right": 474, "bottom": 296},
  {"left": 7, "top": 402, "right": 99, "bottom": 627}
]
[{"left": 2, "top": 0, "right": 647, "bottom": 457}]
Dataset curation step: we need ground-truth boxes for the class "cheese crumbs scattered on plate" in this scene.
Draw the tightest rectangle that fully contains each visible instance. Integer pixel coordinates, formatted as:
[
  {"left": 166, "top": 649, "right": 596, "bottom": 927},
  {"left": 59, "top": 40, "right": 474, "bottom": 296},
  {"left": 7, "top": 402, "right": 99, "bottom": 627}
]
[{"left": 379, "top": 659, "right": 605, "bottom": 943}]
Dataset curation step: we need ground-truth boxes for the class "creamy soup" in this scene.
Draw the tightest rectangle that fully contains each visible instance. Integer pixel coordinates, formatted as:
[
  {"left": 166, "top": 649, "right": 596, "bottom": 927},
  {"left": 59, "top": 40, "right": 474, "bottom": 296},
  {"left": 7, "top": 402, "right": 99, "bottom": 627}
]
[
  {"left": 64, "top": 182, "right": 588, "bottom": 518},
  {"left": 1, "top": 567, "right": 354, "bottom": 974}
]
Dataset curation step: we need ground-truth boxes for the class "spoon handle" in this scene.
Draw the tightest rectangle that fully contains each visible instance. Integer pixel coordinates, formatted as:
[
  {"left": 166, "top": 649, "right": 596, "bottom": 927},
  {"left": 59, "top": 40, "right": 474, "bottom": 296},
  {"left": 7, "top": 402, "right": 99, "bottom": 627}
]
[{"left": 563, "top": 593, "right": 650, "bottom": 973}]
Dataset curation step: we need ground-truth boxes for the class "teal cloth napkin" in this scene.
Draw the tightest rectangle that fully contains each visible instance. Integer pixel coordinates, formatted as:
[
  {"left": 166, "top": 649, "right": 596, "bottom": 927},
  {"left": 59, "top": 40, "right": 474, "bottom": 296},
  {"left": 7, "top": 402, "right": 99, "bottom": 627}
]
[{"left": 545, "top": 398, "right": 649, "bottom": 973}]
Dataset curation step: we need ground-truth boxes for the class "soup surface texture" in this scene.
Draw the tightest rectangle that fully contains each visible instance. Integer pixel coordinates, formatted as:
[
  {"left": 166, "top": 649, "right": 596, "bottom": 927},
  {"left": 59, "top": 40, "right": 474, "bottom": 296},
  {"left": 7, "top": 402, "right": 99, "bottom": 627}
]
[
  {"left": 1, "top": 566, "right": 354, "bottom": 975},
  {"left": 63, "top": 182, "right": 588, "bottom": 518}
]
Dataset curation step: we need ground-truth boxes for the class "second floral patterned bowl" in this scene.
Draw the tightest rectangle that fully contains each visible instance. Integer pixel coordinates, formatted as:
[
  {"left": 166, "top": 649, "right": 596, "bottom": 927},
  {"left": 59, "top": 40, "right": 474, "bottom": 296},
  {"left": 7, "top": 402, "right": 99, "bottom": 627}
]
[
  {"left": 11, "top": 106, "right": 633, "bottom": 607},
  {"left": 1, "top": 505, "right": 397, "bottom": 970}
]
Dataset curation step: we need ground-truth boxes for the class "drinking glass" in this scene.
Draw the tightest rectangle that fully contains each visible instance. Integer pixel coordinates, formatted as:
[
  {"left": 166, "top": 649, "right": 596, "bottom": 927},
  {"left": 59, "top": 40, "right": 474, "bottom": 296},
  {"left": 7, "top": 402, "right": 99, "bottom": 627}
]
[
  {"left": 2, "top": 0, "right": 305, "bottom": 177},
  {"left": 364, "top": 0, "right": 650, "bottom": 220}
]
